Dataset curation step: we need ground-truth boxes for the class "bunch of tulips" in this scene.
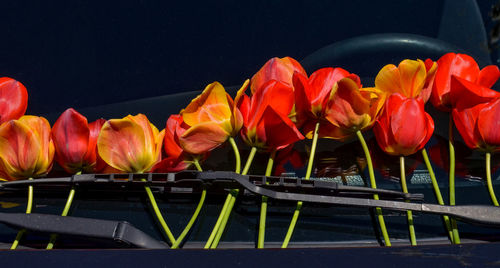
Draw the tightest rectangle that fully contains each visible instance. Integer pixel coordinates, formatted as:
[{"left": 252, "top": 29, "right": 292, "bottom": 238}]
[{"left": 1, "top": 52, "right": 500, "bottom": 249}]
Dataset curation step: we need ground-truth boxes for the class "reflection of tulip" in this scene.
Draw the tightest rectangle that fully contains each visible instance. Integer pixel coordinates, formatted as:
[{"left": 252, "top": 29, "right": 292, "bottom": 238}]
[
  {"left": 0, "top": 77, "right": 28, "bottom": 124},
  {"left": 0, "top": 116, "right": 55, "bottom": 180},
  {"left": 374, "top": 93, "right": 434, "bottom": 156},
  {"left": 375, "top": 59, "right": 436, "bottom": 102},
  {"left": 97, "top": 114, "right": 165, "bottom": 173},
  {"left": 431, "top": 53, "right": 500, "bottom": 111},
  {"left": 52, "top": 108, "right": 106, "bottom": 174},
  {"left": 236, "top": 80, "right": 304, "bottom": 151},
  {"left": 180, "top": 82, "right": 243, "bottom": 155},
  {"left": 323, "top": 78, "right": 386, "bottom": 140},
  {"left": 293, "top": 68, "right": 361, "bottom": 137},
  {"left": 251, "top": 57, "right": 306, "bottom": 94}
]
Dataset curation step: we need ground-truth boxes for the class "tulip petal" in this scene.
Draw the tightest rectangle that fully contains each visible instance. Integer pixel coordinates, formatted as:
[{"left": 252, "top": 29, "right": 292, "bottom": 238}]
[
  {"left": 19, "top": 116, "right": 54, "bottom": 177},
  {"left": 450, "top": 76, "right": 500, "bottom": 109},
  {"left": 390, "top": 97, "right": 428, "bottom": 154},
  {"left": 257, "top": 106, "right": 304, "bottom": 150},
  {"left": 151, "top": 156, "right": 191, "bottom": 173},
  {"left": 0, "top": 78, "right": 28, "bottom": 124},
  {"left": 477, "top": 99, "right": 500, "bottom": 148},
  {"left": 182, "top": 82, "right": 232, "bottom": 130},
  {"left": 164, "top": 114, "right": 185, "bottom": 158},
  {"left": 293, "top": 72, "right": 312, "bottom": 124},
  {"left": 86, "top": 118, "right": 106, "bottom": 172},
  {"left": 0, "top": 120, "right": 41, "bottom": 179},
  {"left": 98, "top": 118, "right": 154, "bottom": 173},
  {"left": 250, "top": 57, "right": 307, "bottom": 94},
  {"left": 375, "top": 64, "right": 402, "bottom": 95},
  {"left": 180, "top": 122, "right": 228, "bottom": 155},
  {"left": 477, "top": 65, "right": 500, "bottom": 88},
  {"left": 52, "top": 108, "right": 90, "bottom": 173},
  {"left": 452, "top": 105, "right": 483, "bottom": 150}
]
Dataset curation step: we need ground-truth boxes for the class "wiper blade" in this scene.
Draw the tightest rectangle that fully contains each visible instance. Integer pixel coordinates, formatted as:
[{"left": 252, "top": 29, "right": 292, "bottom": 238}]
[{"left": 0, "top": 212, "right": 168, "bottom": 249}]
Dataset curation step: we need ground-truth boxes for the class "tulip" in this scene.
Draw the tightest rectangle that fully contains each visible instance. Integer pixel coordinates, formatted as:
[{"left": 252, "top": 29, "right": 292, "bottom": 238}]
[
  {"left": 375, "top": 59, "right": 436, "bottom": 102},
  {"left": 236, "top": 79, "right": 304, "bottom": 151},
  {"left": 180, "top": 81, "right": 243, "bottom": 155},
  {"left": 0, "top": 77, "right": 28, "bottom": 124},
  {"left": 152, "top": 114, "right": 200, "bottom": 172},
  {"left": 374, "top": 93, "right": 434, "bottom": 156},
  {"left": 431, "top": 53, "right": 500, "bottom": 112},
  {"left": 0, "top": 116, "right": 54, "bottom": 180},
  {"left": 250, "top": 57, "right": 306, "bottom": 94},
  {"left": 97, "top": 114, "right": 165, "bottom": 173},
  {"left": 293, "top": 67, "right": 361, "bottom": 137},
  {"left": 52, "top": 108, "right": 106, "bottom": 174},
  {"left": 323, "top": 77, "right": 386, "bottom": 140}
]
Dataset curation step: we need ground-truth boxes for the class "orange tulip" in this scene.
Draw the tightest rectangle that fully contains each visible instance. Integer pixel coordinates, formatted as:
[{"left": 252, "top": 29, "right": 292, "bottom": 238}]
[
  {"left": 0, "top": 116, "right": 54, "bottom": 180},
  {"left": 180, "top": 81, "right": 243, "bottom": 154},
  {"left": 52, "top": 108, "right": 107, "bottom": 174},
  {"left": 323, "top": 78, "right": 386, "bottom": 140},
  {"left": 375, "top": 59, "right": 437, "bottom": 102},
  {"left": 250, "top": 57, "right": 306, "bottom": 94},
  {"left": 97, "top": 114, "right": 165, "bottom": 173},
  {"left": 0, "top": 77, "right": 28, "bottom": 124}
]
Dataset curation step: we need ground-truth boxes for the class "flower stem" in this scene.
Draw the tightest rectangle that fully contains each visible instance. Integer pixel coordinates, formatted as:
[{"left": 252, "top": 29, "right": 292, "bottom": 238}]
[
  {"left": 11, "top": 178, "right": 33, "bottom": 250},
  {"left": 448, "top": 116, "right": 461, "bottom": 244},
  {"left": 486, "top": 152, "right": 499, "bottom": 206},
  {"left": 356, "top": 130, "right": 391, "bottom": 246},
  {"left": 421, "top": 149, "right": 454, "bottom": 242},
  {"left": 204, "top": 138, "right": 242, "bottom": 248},
  {"left": 210, "top": 147, "right": 257, "bottom": 249},
  {"left": 282, "top": 121, "right": 320, "bottom": 248},
  {"left": 142, "top": 178, "right": 176, "bottom": 245},
  {"left": 229, "top": 137, "right": 241, "bottom": 174},
  {"left": 171, "top": 159, "right": 206, "bottom": 249},
  {"left": 46, "top": 186, "right": 76, "bottom": 249},
  {"left": 400, "top": 156, "right": 416, "bottom": 246},
  {"left": 258, "top": 150, "right": 276, "bottom": 249}
]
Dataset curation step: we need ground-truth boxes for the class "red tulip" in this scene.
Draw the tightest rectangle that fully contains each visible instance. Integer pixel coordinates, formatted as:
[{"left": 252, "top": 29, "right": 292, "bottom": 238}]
[
  {"left": 236, "top": 79, "right": 304, "bottom": 151},
  {"left": 293, "top": 67, "right": 361, "bottom": 137},
  {"left": 431, "top": 52, "right": 500, "bottom": 111},
  {"left": 52, "top": 108, "right": 106, "bottom": 174},
  {"left": 0, "top": 116, "right": 55, "bottom": 180},
  {"left": 373, "top": 93, "right": 434, "bottom": 156},
  {"left": 251, "top": 57, "right": 306, "bottom": 94},
  {"left": 0, "top": 77, "right": 28, "bottom": 124}
]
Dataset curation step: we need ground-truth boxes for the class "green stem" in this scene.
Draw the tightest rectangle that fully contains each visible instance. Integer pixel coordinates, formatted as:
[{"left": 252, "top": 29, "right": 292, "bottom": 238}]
[
  {"left": 210, "top": 147, "right": 257, "bottom": 249},
  {"left": 229, "top": 137, "right": 241, "bottom": 174},
  {"left": 282, "top": 121, "right": 320, "bottom": 248},
  {"left": 142, "top": 178, "right": 176, "bottom": 245},
  {"left": 356, "top": 130, "right": 391, "bottom": 246},
  {"left": 486, "top": 152, "right": 499, "bottom": 206},
  {"left": 171, "top": 159, "right": 206, "bottom": 249},
  {"left": 400, "top": 156, "right": 416, "bottom": 246},
  {"left": 258, "top": 150, "right": 276, "bottom": 249},
  {"left": 448, "top": 116, "right": 461, "bottom": 244},
  {"left": 11, "top": 178, "right": 33, "bottom": 250},
  {"left": 46, "top": 186, "right": 76, "bottom": 249},
  {"left": 421, "top": 149, "right": 454, "bottom": 242}
]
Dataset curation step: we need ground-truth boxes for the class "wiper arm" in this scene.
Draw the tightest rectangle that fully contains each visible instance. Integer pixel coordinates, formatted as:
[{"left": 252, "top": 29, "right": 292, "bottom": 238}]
[{"left": 0, "top": 212, "right": 168, "bottom": 249}]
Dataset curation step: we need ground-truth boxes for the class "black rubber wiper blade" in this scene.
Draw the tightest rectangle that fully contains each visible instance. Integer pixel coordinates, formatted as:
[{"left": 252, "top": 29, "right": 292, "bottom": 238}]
[{"left": 0, "top": 212, "right": 168, "bottom": 249}]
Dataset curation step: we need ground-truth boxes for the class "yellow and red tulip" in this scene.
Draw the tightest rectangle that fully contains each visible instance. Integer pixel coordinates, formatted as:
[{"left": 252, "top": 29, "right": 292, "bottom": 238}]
[
  {"left": 375, "top": 59, "right": 437, "bottom": 102},
  {"left": 323, "top": 77, "right": 386, "bottom": 140},
  {"left": 236, "top": 79, "right": 304, "bottom": 151},
  {"left": 250, "top": 57, "right": 306, "bottom": 94},
  {"left": 52, "top": 108, "right": 107, "bottom": 174},
  {"left": 373, "top": 93, "right": 434, "bottom": 156},
  {"left": 180, "top": 81, "right": 243, "bottom": 154},
  {"left": 97, "top": 114, "right": 165, "bottom": 173},
  {"left": 0, "top": 116, "right": 55, "bottom": 180},
  {"left": 431, "top": 53, "right": 500, "bottom": 111},
  {"left": 0, "top": 77, "right": 28, "bottom": 124}
]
